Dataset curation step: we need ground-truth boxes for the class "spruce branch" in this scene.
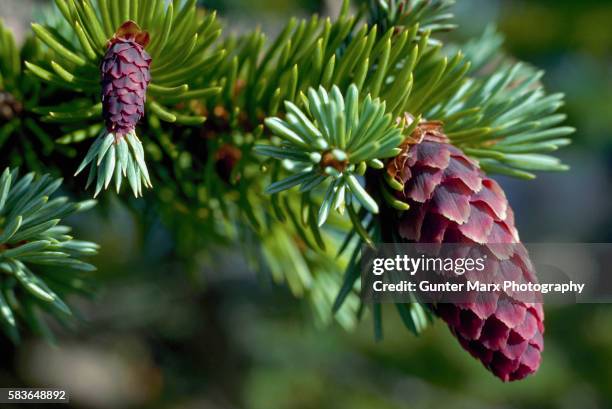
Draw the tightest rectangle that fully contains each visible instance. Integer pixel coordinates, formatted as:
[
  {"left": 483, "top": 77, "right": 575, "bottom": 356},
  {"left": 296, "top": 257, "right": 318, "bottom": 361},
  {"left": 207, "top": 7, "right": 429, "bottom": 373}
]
[
  {"left": 0, "top": 0, "right": 577, "bottom": 361},
  {"left": 0, "top": 168, "right": 98, "bottom": 342},
  {"left": 256, "top": 84, "right": 404, "bottom": 228},
  {"left": 202, "top": 1, "right": 468, "bottom": 130},
  {"left": 0, "top": 19, "right": 76, "bottom": 171},
  {"left": 136, "top": 3, "right": 472, "bottom": 329},
  {"left": 428, "top": 27, "right": 573, "bottom": 178}
]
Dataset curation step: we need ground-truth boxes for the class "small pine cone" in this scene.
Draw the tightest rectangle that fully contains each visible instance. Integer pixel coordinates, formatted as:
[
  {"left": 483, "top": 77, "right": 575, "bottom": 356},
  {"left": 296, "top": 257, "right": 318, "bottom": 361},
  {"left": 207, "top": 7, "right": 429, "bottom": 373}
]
[
  {"left": 388, "top": 120, "right": 544, "bottom": 382},
  {"left": 100, "top": 22, "right": 151, "bottom": 136},
  {"left": 0, "top": 91, "right": 23, "bottom": 121}
]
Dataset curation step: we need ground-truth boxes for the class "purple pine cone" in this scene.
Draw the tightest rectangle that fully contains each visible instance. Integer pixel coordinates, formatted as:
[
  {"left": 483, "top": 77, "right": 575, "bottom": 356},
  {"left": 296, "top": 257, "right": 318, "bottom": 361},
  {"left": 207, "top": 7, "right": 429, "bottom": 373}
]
[
  {"left": 100, "top": 24, "right": 151, "bottom": 136},
  {"left": 387, "top": 120, "right": 544, "bottom": 382}
]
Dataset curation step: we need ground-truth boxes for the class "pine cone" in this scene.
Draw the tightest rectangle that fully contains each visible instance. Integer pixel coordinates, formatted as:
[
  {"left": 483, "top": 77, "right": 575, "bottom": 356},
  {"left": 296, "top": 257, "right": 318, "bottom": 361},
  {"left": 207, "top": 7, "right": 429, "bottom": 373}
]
[
  {"left": 75, "top": 21, "right": 153, "bottom": 197},
  {"left": 101, "top": 21, "right": 151, "bottom": 136},
  {"left": 388, "top": 120, "right": 544, "bottom": 382}
]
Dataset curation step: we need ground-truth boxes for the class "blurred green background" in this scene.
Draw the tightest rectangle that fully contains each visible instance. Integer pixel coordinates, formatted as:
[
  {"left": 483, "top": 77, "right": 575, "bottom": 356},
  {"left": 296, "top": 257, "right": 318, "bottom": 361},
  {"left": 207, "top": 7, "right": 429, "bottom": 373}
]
[{"left": 1, "top": 0, "right": 612, "bottom": 408}]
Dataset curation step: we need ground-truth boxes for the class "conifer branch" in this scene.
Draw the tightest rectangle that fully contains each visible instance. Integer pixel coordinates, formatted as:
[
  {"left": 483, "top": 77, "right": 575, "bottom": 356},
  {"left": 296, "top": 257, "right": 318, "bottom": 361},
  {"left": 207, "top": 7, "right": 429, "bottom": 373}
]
[
  {"left": 0, "top": 168, "right": 98, "bottom": 342},
  {"left": 0, "top": 0, "right": 575, "bottom": 339},
  {"left": 0, "top": 19, "right": 74, "bottom": 171},
  {"left": 429, "top": 27, "right": 574, "bottom": 178},
  {"left": 256, "top": 84, "right": 403, "bottom": 226}
]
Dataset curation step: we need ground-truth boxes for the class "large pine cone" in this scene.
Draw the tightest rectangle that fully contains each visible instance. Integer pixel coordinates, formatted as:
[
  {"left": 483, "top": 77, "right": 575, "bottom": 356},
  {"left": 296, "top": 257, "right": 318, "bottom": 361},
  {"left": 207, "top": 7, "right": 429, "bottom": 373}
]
[
  {"left": 387, "top": 120, "right": 544, "bottom": 381},
  {"left": 101, "top": 22, "right": 151, "bottom": 136}
]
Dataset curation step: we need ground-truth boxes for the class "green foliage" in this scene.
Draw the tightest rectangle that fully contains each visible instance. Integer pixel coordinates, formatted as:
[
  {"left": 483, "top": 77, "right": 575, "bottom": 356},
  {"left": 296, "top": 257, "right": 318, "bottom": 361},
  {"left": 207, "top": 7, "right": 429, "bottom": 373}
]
[
  {"left": 75, "top": 130, "right": 152, "bottom": 197},
  {"left": 203, "top": 2, "right": 468, "bottom": 126},
  {"left": 260, "top": 222, "right": 360, "bottom": 330},
  {"left": 0, "top": 168, "right": 98, "bottom": 342},
  {"left": 430, "top": 26, "right": 574, "bottom": 178},
  {"left": 363, "top": 0, "right": 457, "bottom": 38},
  {"left": 0, "top": 21, "right": 21, "bottom": 85},
  {"left": 256, "top": 84, "right": 404, "bottom": 226},
  {"left": 0, "top": 0, "right": 574, "bottom": 341},
  {"left": 0, "top": 20, "right": 76, "bottom": 171},
  {"left": 143, "top": 0, "right": 571, "bottom": 335}
]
